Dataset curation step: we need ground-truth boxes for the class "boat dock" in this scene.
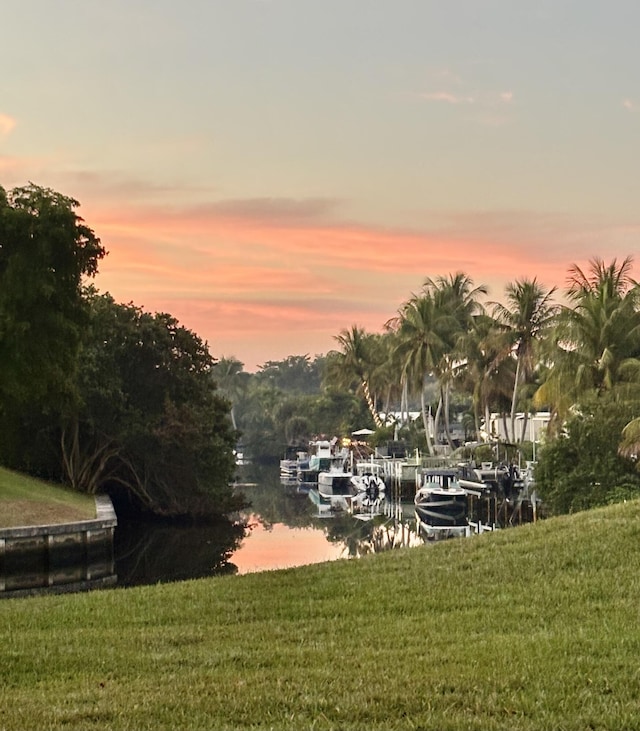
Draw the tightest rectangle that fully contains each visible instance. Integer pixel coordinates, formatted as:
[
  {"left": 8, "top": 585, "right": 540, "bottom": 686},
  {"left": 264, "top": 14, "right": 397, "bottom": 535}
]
[{"left": 352, "top": 452, "right": 541, "bottom": 533}]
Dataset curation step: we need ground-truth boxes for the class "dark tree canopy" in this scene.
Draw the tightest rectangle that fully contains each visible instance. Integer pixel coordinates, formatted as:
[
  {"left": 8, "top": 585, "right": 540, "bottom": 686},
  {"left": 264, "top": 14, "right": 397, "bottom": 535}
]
[
  {"left": 62, "top": 292, "right": 242, "bottom": 517},
  {"left": 0, "top": 183, "right": 105, "bottom": 409}
]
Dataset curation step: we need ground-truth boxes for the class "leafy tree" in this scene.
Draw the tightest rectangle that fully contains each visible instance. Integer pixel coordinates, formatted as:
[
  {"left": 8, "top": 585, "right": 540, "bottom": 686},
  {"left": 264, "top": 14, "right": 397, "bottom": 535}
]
[
  {"left": 62, "top": 292, "right": 241, "bottom": 517},
  {"left": 256, "top": 355, "right": 324, "bottom": 394},
  {"left": 455, "top": 312, "right": 513, "bottom": 440},
  {"left": 619, "top": 417, "right": 640, "bottom": 460},
  {"left": 305, "top": 390, "right": 371, "bottom": 438},
  {"left": 212, "top": 357, "right": 250, "bottom": 431},
  {"left": 0, "top": 183, "right": 105, "bottom": 412},
  {"left": 325, "top": 326, "right": 385, "bottom": 428},
  {"left": 535, "top": 392, "right": 640, "bottom": 514},
  {"left": 237, "top": 380, "right": 285, "bottom": 461},
  {"left": 385, "top": 273, "right": 487, "bottom": 455},
  {"left": 424, "top": 272, "right": 487, "bottom": 448},
  {"left": 536, "top": 257, "right": 640, "bottom": 425},
  {"left": 387, "top": 293, "right": 446, "bottom": 455}
]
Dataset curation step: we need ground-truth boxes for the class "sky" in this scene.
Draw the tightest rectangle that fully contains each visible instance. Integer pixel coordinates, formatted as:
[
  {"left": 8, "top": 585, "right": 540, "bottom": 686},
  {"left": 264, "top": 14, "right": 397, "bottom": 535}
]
[
  {"left": 232, "top": 516, "right": 344, "bottom": 574},
  {"left": 2, "top": 1, "right": 640, "bottom": 371}
]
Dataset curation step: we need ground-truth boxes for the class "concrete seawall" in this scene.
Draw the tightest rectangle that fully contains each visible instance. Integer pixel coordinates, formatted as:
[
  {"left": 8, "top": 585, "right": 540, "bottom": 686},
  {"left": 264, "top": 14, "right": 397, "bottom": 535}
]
[{"left": 0, "top": 494, "right": 118, "bottom": 598}]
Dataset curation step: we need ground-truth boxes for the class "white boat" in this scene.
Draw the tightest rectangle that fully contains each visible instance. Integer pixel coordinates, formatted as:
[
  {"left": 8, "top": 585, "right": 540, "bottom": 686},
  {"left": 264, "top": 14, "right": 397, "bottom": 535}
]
[
  {"left": 316, "top": 470, "right": 354, "bottom": 510},
  {"left": 297, "top": 440, "right": 348, "bottom": 486},
  {"left": 414, "top": 468, "right": 470, "bottom": 539},
  {"left": 280, "top": 450, "right": 308, "bottom": 480},
  {"left": 350, "top": 472, "right": 386, "bottom": 512}
]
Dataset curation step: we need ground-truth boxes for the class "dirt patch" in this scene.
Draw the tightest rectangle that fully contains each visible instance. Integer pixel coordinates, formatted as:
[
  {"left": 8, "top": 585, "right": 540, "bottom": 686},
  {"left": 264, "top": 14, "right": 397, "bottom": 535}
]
[{"left": 0, "top": 499, "right": 95, "bottom": 528}]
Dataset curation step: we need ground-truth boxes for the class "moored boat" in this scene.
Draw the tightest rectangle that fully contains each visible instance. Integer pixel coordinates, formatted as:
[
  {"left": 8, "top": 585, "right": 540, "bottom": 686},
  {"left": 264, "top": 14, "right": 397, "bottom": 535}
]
[
  {"left": 414, "top": 468, "right": 470, "bottom": 539},
  {"left": 350, "top": 472, "right": 386, "bottom": 513},
  {"left": 297, "top": 440, "right": 348, "bottom": 487},
  {"left": 316, "top": 470, "right": 355, "bottom": 510},
  {"left": 280, "top": 450, "right": 308, "bottom": 480}
]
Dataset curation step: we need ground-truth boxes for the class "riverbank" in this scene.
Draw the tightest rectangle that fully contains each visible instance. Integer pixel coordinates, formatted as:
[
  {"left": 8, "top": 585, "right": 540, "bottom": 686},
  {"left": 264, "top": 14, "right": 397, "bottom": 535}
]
[
  {"left": 0, "top": 468, "right": 117, "bottom": 596},
  {"left": 0, "top": 466, "right": 95, "bottom": 527},
  {"left": 1, "top": 498, "right": 638, "bottom": 730}
]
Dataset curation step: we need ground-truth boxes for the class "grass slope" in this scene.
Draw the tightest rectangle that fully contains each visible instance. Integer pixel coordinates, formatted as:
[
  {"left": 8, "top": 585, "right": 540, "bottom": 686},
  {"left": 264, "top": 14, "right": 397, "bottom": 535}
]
[
  {"left": 1, "top": 500, "right": 639, "bottom": 730},
  {"left": 0, "top": 466, "right": 95, "bottom": 527}
]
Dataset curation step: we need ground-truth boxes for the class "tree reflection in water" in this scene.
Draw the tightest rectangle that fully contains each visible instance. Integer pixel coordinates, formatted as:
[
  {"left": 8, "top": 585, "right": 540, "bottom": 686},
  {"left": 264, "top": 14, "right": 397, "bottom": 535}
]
[
  {"left": 239, "top": 464, "right": 423, "bottom": 560},
  {"left": 115, "top": 464, "right": 423, "bottom": 586},
  {"left": 114, "top": 518, "right": 245, "bottom": 586},
  {"left": 322, "top": 513, "right": 423, "bottom": 558}
]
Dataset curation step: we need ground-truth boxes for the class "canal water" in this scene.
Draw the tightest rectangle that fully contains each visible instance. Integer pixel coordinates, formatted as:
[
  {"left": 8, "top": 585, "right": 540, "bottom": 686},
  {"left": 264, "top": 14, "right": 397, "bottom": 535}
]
[{"left": 114, "top": 463, "right": 422, "bottom": 587}]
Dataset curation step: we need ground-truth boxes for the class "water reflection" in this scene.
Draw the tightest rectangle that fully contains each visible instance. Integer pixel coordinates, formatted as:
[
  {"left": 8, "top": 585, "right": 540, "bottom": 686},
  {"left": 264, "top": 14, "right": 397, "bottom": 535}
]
[
  {"left": 323, "top": 513, "right": 423, "bottom": 558},
  {"left": 114, "top": 518, "right": 244, "bottom": 586},
  {"left": 234, "top": 464, "right": 423, "bottom": 567},
  {"left": 114, "top": 464, "right": 422, "bottom": 587},
  {"left": 231, "top": 517, "right": 345, "bottom": 574}
]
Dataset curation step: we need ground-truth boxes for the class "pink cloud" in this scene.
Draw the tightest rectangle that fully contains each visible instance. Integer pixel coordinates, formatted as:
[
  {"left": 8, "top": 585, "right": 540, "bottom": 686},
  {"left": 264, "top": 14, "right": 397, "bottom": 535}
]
[
  {"left": 420, "top": 91, "right": 475, "bottom": 104},
  {"left": 0, "top": 170, "right": 620, "bottom": 370},
  {"left": 74, "top": 191, "right": 639, "bottom": 370}
]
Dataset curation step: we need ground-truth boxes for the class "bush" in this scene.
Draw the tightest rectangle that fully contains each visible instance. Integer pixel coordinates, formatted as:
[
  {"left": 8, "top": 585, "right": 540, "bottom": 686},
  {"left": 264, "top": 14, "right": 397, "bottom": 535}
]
[{"left": 535, "top": 393, "right": 640, "bottom": 514}]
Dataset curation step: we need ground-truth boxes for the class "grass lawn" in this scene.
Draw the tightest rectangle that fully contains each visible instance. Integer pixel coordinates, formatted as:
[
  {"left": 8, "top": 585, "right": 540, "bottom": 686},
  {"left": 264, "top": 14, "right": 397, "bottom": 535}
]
[
  {"left": 0, "top": 466, "right": 95, "bottom": 527},
  {"left": 1, "top": 498, "right": 640, "bottom": 729}
]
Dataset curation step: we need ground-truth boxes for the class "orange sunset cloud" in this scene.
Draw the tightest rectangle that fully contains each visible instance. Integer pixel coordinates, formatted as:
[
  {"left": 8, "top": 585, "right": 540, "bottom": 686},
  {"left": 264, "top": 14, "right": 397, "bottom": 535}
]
[
  {"left": 2, "top": 168, "right": 635, "bottom": 370},
  {"left": 75, "top": 192, "right": 637, "bottom": 370},
  {"left": 3, "top": 2, "right": 640, "bottom": 373}
]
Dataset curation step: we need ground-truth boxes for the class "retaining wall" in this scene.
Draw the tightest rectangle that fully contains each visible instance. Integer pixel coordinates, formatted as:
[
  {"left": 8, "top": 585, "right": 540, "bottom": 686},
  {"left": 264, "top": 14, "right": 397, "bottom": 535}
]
[{"left": 0, "top": 494, "right": 117, "bottom": 598}]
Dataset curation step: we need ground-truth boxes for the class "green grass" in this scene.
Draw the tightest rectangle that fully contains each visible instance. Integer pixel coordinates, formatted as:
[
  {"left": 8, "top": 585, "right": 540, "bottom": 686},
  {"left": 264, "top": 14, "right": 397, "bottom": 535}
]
[
  {"left": 0, "top": 466, "right": 95, "bottom": 527},
  {"left": 1, "top": 500, "right": 640, "bottom": 730}
]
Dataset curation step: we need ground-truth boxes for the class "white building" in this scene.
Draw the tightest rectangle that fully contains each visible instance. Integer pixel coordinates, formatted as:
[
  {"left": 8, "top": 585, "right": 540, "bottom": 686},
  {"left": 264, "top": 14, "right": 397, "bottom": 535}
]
[{"left": 481, "top": 412, "right": 551, "bottom": 445}]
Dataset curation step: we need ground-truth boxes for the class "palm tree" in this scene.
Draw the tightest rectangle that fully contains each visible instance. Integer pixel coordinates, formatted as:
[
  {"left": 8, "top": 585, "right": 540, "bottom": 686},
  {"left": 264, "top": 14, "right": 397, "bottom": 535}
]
[
  {"left": 325, "top": 326, "right": 384, "bottom": 428},
  {"left": 491, "top": 278, "right": 557, "bottom": 443},
  {"left": 619, "top": 416, "right": 640, "bottom": 459},
  {"left": 371, "top": 330, "right": 405, "bottom": 427},
  {"left": 211, "top": 357, "right": 250, "bottom": 431},
  {"left": 424, "top": 273, "right": 488, "bottom": 449},
  {"left": 536, "top": 257, "right": 640, "bottom": 423},
  {"left": 388, "top": 292, "right": 451, "bottom": 455},
  {"left": 454, "top": 312, "right": 513, "bottom": 440}
]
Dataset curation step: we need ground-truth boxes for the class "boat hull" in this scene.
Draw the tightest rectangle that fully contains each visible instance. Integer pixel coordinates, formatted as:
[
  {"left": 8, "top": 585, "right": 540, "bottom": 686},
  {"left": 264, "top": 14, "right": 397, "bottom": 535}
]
[
  {"left": 316, "top": 472, "right": 354, "bottom": 510},
  {"left": 414, "top": 485, "right": 469, "bottom": 538}
]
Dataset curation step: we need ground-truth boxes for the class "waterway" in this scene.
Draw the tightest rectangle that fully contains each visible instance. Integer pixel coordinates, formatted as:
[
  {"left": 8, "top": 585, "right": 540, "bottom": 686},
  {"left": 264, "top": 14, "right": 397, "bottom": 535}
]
[{"left": 114, "top": 463, "right": 422, "bottom": 587}]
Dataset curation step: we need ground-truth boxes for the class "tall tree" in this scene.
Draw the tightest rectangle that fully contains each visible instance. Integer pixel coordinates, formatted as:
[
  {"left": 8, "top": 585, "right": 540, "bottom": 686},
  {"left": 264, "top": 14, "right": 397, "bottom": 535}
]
[
  {"left": 61, "top": 292, "right": 240, "bottom": 517},
  {"left": 536, "top": 257, "right": 640, "bottom": 424},
  {"left": 424, "top": 272, "right": 487, "bottom": 448},
  {"left": 491, "top": 278, "right": 557, "bottom": 442},
  {"left": 387, "top": 293, "right": 449, "bottom": 455},
  {"left": 212, "top": 357, "right": 250, "bottom": 431},
  {"left": 325, "top": 326, "right": 384, "bottom": 428},
  {"left": 0, "top": 184, "right": 105, "bottom": 411},
  {"left": 455, "top": 312, "right": 513, "bottom": 440}
]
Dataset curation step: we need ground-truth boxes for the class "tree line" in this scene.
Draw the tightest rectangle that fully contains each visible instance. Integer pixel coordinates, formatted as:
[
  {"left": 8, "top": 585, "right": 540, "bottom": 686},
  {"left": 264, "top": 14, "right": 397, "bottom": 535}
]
[{"left": 219, "top": 264, "right": 640, "bottom": 515}]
